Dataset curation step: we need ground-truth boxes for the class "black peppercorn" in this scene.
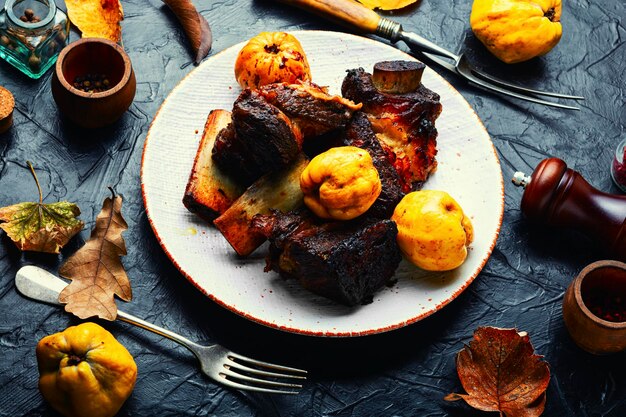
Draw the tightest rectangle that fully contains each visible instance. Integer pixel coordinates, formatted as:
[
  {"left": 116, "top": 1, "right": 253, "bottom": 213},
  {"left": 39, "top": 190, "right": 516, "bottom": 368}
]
[{"left": 73, "top": 73, "right": 113, "bottom": 93}]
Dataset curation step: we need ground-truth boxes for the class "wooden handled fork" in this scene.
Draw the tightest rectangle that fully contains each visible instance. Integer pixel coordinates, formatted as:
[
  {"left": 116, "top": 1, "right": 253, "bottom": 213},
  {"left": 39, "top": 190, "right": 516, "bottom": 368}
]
[{"left": 278, "top": 0, "right": 585, "bottom": 110}]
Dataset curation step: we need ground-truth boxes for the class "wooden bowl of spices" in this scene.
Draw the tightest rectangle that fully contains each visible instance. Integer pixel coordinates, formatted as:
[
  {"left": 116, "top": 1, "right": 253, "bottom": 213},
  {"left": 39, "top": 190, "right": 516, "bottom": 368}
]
[
  {"left": 51, "top": 38, "right": 136, "bottom": 128},
  {"left": 562, "top": 260, "right": 626, "bottom": 354}
]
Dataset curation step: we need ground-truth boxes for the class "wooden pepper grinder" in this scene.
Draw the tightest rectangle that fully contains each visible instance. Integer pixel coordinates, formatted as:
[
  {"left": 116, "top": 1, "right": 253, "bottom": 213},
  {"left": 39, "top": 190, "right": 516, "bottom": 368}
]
[{"left": 512, "top": 158, "right": 626, "bottom": 260}]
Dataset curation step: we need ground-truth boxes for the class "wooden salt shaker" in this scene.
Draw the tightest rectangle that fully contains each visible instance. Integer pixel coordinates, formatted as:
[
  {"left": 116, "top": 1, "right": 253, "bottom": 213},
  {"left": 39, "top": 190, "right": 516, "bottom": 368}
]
[
  {"left": 0, "top": 86, "right": 14, "bottom": 133},
  {"left": 512, "top": 157, "right": 626, "bottom": 260}
]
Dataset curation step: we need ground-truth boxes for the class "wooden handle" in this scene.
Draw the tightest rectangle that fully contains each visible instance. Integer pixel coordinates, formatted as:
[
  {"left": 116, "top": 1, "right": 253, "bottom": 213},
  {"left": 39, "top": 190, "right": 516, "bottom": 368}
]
[{"left": 278, "top": 0, "right": 381, "bottom": 33}]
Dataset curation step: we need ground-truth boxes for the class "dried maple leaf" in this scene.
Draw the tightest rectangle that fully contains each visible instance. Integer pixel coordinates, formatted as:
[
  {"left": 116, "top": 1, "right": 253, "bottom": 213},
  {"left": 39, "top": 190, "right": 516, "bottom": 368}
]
[
  {"left": 445, "top": 327, "right": 550, "bottom": 417},
  {"left": 163, "top": 0, "right": 212, "bottom": 64},
  {"left": 0, "top": 162, "right": 83, "bottom": 254},
  {"left": 357, "top": 0, "right": 418, "bottom": 10},
  {"left": 58, "top": 189, "right": 130, "bottom": 321},
  {"left": 66, "top": 0, "right": 124, "bottom": 42}
]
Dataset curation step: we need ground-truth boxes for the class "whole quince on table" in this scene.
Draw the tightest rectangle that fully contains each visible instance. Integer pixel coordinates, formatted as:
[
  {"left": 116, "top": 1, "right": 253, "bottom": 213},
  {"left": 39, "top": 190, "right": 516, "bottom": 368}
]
[
  {"left": 470, "top": 0, "right": 562, "bottom": 64},
  {"left": 36, "top": 322, "right": 137, "bottom": 417},
  {"left": 392, "top": 190, "right": 473, "bottom": 271}
]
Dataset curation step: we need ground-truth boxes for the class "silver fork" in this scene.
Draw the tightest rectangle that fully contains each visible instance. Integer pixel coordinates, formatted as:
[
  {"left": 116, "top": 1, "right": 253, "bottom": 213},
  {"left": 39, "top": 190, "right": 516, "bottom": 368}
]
[
  {"left": 15, "top": 265, "right": 307, "bottom": 394},
  {"left": 279, "top": 0, "right": 584, "bottom": 110}
]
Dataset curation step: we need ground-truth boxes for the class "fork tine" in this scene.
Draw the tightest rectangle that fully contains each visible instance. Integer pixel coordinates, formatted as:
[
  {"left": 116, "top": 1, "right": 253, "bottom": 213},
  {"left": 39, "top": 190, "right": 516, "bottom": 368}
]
[
  {"left": 461, "top": 69, "right": 582, "bottom": 110},
  {"left": 468, "top": 64, "right": 585, "bottom": 100},
  {"left": 226, "top": 358, "right": 307, "bottom": 380},
  {"left": 219, "top": 377, "right": 301, "bottom": 395},
  {"left": 228, "top": 352, "right": 308, "bottom": 375},
  {"left": 220, "top": 367, "right": 303, "bottom": 390},
  {"left": 419, "top": 52, "right": 582, "bottom": 110}
]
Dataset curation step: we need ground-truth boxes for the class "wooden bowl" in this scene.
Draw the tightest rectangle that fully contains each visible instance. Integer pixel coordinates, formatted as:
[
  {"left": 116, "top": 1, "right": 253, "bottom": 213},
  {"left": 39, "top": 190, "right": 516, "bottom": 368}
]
[
  {"left": 51, "top": 38, "right": 136, "bottom": 128},
  {"left": 562, "top": 260, "right": 626, "bottom": 354}
]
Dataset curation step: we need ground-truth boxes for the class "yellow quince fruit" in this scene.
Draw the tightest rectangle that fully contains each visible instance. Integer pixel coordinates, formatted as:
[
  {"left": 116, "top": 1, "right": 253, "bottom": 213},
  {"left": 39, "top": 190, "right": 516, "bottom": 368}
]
[
  {"left": 470, "top": 0, "right": 563, "bottom": 64},
  {"left": 36, "top": 322, "right": 137, "bottom": 417},
  {"left": 300, "top": 146, "right": 382, "bottom": 221},
  {"left": 234, "top": 32, "right": 311, "bottom": 90},
  {"left": 392, "top": 190, "right": 474, "bottom": 271}
]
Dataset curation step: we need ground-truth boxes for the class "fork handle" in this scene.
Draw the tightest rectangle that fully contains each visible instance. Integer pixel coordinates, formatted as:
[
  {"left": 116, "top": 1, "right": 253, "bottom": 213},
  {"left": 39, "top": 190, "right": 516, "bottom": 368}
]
[
  {"left": 14, "top": 265, "right": 201, "bottom": 353},
  {"left": 116, "top": 310, "right": 200, "bottom": 352},
  {"left": 277, "top": 0, "right": 382, "bottom": 33},
  {"left": 277, "top": 0, "right": 453, "bottom": 58}
]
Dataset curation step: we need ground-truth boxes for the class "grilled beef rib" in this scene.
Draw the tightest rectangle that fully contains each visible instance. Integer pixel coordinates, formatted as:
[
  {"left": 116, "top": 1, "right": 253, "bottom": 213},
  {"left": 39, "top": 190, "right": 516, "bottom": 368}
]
[
  {"left": 212, "top": 82, "right": 360, "bottom": 186},
  {"left": 252, "top": 210, "right": 401, "bottom": 306},
  {"left": 342, "top": 66, "right": 442, "bottom": 192},
  {"left": 212, "top": 89, "right": 303, "bottom": 186}
]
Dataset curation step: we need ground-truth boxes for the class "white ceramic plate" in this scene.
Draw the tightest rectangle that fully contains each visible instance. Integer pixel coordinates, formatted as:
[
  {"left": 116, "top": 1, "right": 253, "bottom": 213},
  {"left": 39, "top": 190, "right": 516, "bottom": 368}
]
[{"left": 141, "top": 31, "right": 504, "bottom": 337}]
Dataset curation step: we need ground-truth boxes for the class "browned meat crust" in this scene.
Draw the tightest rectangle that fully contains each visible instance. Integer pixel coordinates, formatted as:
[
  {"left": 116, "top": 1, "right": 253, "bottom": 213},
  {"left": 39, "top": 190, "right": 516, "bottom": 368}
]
[
  {"left": 343, "top": 112, "right": 404, "bottom": 219},
  {"left": 258, "top": 82, "right": 361, "bottom": 138},
  {"left": 212, "top": 82, "right": 361, "bottom": 186},
  {"left": 212, "top": 89, "right": 302, "bottom": 185},
  {"left": 252, "top": 210, "right": 401, "bottom": 306},
  {"left": 341, "top": 67, "right": 442, "bottom": 192}
]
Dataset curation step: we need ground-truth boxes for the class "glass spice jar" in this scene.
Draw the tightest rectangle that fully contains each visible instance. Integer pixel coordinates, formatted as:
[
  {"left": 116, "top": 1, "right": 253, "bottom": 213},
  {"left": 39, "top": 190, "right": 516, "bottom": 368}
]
[
  {"left": 611, "top": 137, "right": 626, "bottom": 193},
  {"left": 0, "top": 0, "right": 69, "bottom": 79}
]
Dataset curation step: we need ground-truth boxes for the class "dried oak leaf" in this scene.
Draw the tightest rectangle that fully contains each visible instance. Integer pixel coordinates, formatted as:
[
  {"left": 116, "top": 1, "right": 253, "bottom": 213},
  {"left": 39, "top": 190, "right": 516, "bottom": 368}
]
[
  {"left": 445, "top": 327, "right": 550, "bottom": 417},
  {"left": 357, "top": 0, "right": 418, "bottom": 11},
  {"left": 58, "top": 190, "right": 130, "bottom": 321},
  {"left": 163, "top": 0, "right": 212, "bottom": 64},
  {"left": 66, "top": 0, "right": 124, "bottom": 42},
  {"left": 0, "top": 162, "right": 83, "bottom": 254}
]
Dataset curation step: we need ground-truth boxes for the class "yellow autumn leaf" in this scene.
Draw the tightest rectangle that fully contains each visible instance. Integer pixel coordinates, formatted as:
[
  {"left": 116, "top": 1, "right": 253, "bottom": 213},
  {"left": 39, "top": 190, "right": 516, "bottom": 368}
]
[
  {"left": 0, "top": 162, "right": 83, "bottom": 254},
  {"left": 357, "top": 0, "right": 418, "bottom": 10},
  {"left": 65, "top": 0, "right": 124, "bottom": 42}
]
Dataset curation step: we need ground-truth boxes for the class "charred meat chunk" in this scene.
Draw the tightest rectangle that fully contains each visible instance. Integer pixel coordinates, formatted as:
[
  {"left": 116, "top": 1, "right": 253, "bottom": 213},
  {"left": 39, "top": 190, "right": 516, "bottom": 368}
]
[
  {"left": 372, "top": 60, "right": 425, "bottom": 94},
  {"left": 212, "top": 89, "right": 303, "bottom": 185},
  {"left": 258, "top": 82, "right": 362, "bottom": 138},
  {"left": 212, "top": 83, "right": 361, "bottom": 186},
  {"left": 342, "top": 65, "right": 442, "bottom": 192},
  {"left": 252, "top": 210, "right": 401, "bottom": 306},
  {"left": 343, "top": 112, "right": 404, "bottom": 219}
]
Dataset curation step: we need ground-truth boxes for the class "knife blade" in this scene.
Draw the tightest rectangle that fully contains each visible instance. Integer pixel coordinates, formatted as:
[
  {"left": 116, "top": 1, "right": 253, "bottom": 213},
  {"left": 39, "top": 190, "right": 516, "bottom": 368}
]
[{"left": 15, "top": 265, "right": 67, "bottom": 306}]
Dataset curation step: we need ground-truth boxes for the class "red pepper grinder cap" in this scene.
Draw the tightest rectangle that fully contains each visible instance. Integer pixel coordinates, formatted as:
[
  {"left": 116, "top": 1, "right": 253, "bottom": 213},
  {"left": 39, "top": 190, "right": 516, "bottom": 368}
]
[
  {"left": 513, "top": 158, "right": 626, "bottom": 260},
  {"left": 519, "top": 158, "right": 569, "bottom": 222}
]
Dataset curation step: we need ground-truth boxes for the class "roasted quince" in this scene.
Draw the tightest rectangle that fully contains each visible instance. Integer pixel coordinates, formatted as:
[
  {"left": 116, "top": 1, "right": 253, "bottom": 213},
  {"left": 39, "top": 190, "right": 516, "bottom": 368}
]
[
  {"left": 234, "top": 32, "right": 311, "bottom": 90},
  {"left": 300, "top": 146, "right": 381, "bottom": 221},
  {"left": 392, "top": 190, "right": 473, "bottom": 271}
]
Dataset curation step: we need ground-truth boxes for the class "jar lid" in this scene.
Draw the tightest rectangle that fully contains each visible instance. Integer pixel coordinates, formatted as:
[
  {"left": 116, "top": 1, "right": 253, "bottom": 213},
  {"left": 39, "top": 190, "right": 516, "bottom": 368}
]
[{"left": 5, "top": 0, "right": 56, "bottom": 29}]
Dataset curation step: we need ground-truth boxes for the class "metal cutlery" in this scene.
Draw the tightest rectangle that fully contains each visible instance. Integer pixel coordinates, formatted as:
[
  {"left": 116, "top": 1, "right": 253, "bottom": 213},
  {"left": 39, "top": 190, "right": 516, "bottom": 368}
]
[
  {"left": 278, "top": 0, "right": 584, "bottom": 110},
  {"left": 15, "top": 265, "right": 307, "bottom": 394}
]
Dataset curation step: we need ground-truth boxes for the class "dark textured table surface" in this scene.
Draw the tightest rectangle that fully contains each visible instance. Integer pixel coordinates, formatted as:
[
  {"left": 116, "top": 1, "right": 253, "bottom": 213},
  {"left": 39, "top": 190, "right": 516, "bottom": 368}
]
[{"left": 1, "top": 1, "right": 625, "bottom": 416}]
